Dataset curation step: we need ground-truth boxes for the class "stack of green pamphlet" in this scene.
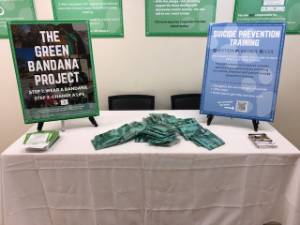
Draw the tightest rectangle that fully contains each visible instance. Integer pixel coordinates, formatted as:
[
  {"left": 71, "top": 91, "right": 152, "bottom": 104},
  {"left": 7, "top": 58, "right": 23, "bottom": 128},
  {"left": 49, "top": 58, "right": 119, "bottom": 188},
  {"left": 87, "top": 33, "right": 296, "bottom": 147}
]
[
  {"left": 23, "top": 130, "right": 60, "bottom": 151},
  {"left": 92, "top": 114, "right": 225, "bottom": 151},
  {"left": 176, "top": 118, "right": 225, "bottom": 150},
  {"left": 135, "top": 123, "right": 178, "bottom": 146},
  {"left": 135, "top": 113, "right": 178, "bottom": 146},
  {"left": 91, "top": 122, "right": 146, "bottom": 150}
]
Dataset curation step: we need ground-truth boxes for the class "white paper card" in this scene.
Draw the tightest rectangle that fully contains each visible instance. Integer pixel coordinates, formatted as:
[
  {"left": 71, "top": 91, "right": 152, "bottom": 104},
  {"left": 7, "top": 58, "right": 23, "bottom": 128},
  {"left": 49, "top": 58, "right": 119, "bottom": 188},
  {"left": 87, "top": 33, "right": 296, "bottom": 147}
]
[
  {"left": 261, "top": 6, "right": 285, "bottom": 12},
  {"left": 26, "top": 133, "right": 49, "bottom": 145},
  {"left": 264, "top": 0, "right": 285, "bottom": 6}
]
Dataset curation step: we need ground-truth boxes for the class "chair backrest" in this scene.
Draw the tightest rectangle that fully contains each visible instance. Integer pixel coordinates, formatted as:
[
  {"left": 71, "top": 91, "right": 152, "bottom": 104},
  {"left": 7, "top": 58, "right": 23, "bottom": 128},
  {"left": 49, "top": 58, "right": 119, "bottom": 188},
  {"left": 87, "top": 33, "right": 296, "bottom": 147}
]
[
  {"left": 108, "top": 95, "right": 155, "bottom": 110},
  {"left": 171, "top": 94, "right": 201, "bottom": 110}
]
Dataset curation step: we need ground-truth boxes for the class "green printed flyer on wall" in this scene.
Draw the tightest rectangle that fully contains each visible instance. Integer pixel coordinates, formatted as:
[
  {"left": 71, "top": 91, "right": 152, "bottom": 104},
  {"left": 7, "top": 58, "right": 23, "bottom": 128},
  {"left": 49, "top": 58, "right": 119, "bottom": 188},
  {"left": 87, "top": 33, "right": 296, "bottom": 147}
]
[
  {"left": 234, "top": 0, "right": 300, "bottom": 34},
  {"left": 0, "top": 0, "right": 36, "bottom": 38},
  {"left": 52, "top": 0, "right": 124, "bottom": 37},
  {"left": 146, "top": 0, "right": 217, "bottom": 36}
]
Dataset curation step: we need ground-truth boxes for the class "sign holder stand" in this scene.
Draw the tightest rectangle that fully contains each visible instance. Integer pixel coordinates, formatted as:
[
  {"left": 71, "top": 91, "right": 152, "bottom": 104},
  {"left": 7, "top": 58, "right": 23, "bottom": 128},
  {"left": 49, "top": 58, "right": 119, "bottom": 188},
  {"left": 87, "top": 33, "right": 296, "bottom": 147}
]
[
  {"left": 89, "top": 116, "right": 98, "bottom": 127},
  {"left": 37, "top": 122, "right": 44, "bottom": 131},
  {"left": 37, "top": 116, "right": 98, "bottom": 131},
  {"left": 206, "top": 115, "right": 214, "bottom": 126},
  {"left": 61, "top": 121, "right": 65, "bottom": 132},
  {"left": 206, "top": 114, "right": 260, "bottom": 132},
  {"left": 252, "top": 119, "right": 259, "bottom": 132}
]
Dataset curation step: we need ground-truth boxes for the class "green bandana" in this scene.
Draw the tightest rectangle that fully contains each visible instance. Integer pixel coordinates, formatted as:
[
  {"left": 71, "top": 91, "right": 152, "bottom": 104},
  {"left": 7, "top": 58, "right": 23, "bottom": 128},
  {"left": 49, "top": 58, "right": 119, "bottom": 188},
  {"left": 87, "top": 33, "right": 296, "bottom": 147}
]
[{"left": 92, "top": 114, "right": 225, "bottom": 150}]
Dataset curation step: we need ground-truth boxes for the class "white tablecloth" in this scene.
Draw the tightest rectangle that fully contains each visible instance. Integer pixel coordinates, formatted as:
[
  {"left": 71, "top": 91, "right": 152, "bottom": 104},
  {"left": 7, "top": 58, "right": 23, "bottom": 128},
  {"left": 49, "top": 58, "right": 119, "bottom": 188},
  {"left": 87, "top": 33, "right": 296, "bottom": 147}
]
[{"left": 1, "top": 110, "right": 300, "bottom": 225}]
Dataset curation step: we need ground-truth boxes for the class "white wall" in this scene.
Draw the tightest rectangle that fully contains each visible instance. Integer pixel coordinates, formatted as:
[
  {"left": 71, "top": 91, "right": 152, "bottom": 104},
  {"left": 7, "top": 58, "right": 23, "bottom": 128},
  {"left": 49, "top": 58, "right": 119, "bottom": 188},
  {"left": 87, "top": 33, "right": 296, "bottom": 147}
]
[{"left": 0, "top": 0, "right": 299, "bottom": 151}]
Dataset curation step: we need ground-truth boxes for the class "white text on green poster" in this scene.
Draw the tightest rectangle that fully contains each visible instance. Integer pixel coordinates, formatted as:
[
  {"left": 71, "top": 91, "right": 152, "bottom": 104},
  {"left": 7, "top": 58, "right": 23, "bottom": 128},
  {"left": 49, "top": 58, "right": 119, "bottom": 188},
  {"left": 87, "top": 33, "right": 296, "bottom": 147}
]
[
  {"left": 234, "top": 0, "right": 300, "bottom": 34},
  {"left": 52, "top": 0, "right": 124, "bottom": 37},
  {"left": 146, "top": 0, "right": 217, "bottom": 36},
  {"left": 0, "top": 0, "right": 36, "bottom": 38}
]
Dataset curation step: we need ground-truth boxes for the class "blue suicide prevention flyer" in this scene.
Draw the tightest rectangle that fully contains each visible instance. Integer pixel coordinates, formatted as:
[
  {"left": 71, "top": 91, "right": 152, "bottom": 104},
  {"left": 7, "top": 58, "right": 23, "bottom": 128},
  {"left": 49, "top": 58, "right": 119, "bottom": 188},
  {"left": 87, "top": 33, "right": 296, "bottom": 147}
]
[{"left": 200, "top": 23, "right": 286, "bottom": 122}]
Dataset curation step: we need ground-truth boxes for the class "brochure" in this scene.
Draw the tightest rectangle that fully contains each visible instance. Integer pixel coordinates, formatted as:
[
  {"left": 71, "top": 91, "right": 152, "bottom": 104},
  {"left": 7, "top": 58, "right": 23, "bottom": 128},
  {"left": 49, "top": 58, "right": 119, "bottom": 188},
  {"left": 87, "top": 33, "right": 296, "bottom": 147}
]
[
  {"left": 248, "top": 133, "right": 277, "bottom": 148},
  {"left": 23, "top": 130, "right": 60, "bottom": 151}
]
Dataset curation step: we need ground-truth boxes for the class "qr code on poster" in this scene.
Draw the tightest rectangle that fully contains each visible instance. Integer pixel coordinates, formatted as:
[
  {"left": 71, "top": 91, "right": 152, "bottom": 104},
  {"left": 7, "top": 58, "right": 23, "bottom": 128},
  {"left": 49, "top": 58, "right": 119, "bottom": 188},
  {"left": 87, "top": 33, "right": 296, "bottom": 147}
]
[{"left": 235, "top": 101, "right": 248, "bottom": 113}]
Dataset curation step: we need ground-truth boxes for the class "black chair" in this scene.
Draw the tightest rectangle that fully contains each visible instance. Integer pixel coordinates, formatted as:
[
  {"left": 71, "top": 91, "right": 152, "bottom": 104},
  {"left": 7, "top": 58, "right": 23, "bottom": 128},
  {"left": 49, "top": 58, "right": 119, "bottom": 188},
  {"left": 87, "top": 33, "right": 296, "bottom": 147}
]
[
  {"left": 171, "top": 94, "right": 201, "bottom": 110},
  {"left": 108, "top": 95, "right": 155, "bottom": 110}
]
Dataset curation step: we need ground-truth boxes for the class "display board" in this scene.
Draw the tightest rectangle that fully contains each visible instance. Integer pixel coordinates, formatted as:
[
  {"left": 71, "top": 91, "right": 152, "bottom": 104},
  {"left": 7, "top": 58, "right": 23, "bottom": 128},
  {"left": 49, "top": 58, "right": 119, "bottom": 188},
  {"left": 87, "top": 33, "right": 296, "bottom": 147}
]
[
  {"left": 9, "top": 21, "right": 99, "bottom": 124},
  {"left": 52, "top": 0, "right": 124, "bottom": 37},
  {"left": 201, "top": 23, "right": 286, "bottom": 122},
  {"left": 233, "top": 0, "right": 300, "bottom": 34},
  {"left": 146, "top": 0, "right": 217, "bottom": 36},
  {"left": 0, "top": 0, "right": 36, "bottom": 38}
]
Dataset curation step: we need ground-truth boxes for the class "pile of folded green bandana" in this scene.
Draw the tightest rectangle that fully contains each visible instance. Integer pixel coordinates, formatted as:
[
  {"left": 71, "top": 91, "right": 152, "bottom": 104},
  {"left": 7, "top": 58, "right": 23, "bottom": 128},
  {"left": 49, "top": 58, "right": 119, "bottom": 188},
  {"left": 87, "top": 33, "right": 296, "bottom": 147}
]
[
  {"left": 135, "top": 114, "right": 179, "bottom": 146},
  {"left": 176, "top": 118, "right": 225, "bottom": 150},
  {"left": 92, "top": 114, "right": 224, "bottom": 151}
]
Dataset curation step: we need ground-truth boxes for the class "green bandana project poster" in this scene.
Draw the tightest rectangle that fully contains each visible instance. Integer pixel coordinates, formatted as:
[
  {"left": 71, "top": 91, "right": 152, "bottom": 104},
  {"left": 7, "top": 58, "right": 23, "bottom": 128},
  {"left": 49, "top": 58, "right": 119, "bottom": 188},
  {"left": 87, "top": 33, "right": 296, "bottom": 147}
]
[
  {"left": 0, "top": 0, "right": 36, "bottom": 38},
  {"left": 146, "top": 0, "right": 217, "bottom": 36},
  {"left": 9, "top": 21, "right": 99, "bottom": 124},
  {"left": 52, "top": 0, "right": 124, "bottom": 37},
  {"left": 233, "top": 0, "right": 300, "bottom": 34}
]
